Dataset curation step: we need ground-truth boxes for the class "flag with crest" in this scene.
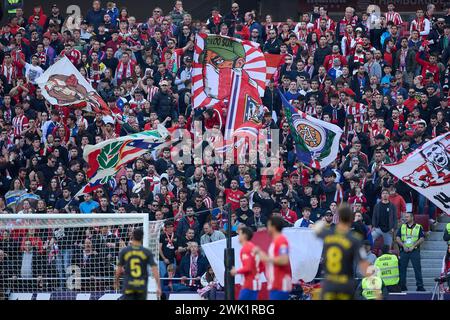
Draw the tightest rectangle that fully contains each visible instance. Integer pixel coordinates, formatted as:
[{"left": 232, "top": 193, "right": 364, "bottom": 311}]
[{"left": 279, "top": 90, "right": 343, "bottom": 169}]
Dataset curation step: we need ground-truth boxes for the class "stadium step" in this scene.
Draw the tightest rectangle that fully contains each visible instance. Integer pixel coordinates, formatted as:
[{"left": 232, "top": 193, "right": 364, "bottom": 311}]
[
  {"left": 406, "top": 279, "right": 437, "bottom": 288},
  {"left": 406, "top": 267, "right": 442, "bottom": 276},
  {"left": 438, "top": 215, "right": 450, "bottom": 223},
  {"left": 420, "top": 250, "right": 446, "bottom": 259},
  {"left": 426, "top": 232, "right": 445, "bottom": 241},
  {"left": 421, "top": 241, "right": 447, "bottom": 250},
  {"left": 431, "top": 222, "right": 447, "bottom": 232}
]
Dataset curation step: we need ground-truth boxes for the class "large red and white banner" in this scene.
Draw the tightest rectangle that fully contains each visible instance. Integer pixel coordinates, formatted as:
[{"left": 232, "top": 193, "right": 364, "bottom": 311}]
[
  {"left": 384, "top": 132, "right": 450, "bottom": 214},
  {"left": 192, "top": 33, "right": 266, "bottom": 109}
]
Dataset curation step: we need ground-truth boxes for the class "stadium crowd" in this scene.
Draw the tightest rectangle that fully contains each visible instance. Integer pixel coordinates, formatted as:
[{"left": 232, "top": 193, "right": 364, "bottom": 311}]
[{"left": 1, "top": 0, "right": 450, "bottom": 299}]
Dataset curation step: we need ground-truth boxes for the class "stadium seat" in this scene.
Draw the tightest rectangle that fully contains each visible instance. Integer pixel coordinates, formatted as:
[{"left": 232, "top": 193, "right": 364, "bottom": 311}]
[
  {"left": 414, "top": 214, "right": 429, "bottom": 232},
  {"left": 372, "top": 237, "right": 385, "bottom": 256}
]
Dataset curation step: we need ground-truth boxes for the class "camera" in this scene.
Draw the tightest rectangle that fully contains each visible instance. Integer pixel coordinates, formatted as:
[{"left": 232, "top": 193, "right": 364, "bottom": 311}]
[{"left": 434, "top": 275, "right": 448, "bottom": 283}]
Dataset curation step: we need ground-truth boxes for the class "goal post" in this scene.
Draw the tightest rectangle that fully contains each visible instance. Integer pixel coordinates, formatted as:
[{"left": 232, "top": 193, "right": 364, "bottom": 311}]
[{"left": 0, "top": 214, "right": 163, "bottom": 300}]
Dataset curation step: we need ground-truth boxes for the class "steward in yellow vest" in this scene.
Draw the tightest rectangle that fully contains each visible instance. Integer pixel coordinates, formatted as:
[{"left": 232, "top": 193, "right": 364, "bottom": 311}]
[
  {"left": 361, "top": 276, "right": 383, "bottom": 300},
  {"left": 443, "top": 223, "right": 450, "bottom": 245},
  {"left": 358, "top": 266, "right": 386, "bottom": 300},
  {"left": 5, "top": 0, "right": 23, "bottom": 15},
  {"left": 395, "top": 212, "right": 425, "bottom": 292},
  {"left": 374, "top": 245, "right": 401, "bottom": 292}
]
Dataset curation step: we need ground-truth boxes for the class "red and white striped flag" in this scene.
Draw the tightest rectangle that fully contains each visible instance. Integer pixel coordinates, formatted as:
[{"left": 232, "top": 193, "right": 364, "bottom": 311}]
[{"left": 264, "top": 53, "right": 283, "bottom": 83}]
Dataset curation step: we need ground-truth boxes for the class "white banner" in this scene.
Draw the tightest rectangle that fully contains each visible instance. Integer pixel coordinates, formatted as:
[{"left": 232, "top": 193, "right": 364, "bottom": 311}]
[
  {"left": 282, "top": 228, "right": 323, "bottom": 283},
  {"left": 384, "top": 132, "right": 450, "bottom": 214},
  {"left": 35, "top": 56, "right": 109, "bottom": 114},
  {"left": 202, "top": 228, "right": 323, "bottom": 286}
]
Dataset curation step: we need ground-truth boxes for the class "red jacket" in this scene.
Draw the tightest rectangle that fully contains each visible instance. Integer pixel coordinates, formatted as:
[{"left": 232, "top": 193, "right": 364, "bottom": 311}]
[
  {"left": 416, "top": 51, "right": 440, "bottom": 83},
  {"left": 234, "top": 25, "right": 250, "bottom": 40},
  {"left": 389, "top": 194, "right": 407, "bottom": 219},
  {"left": 323, "top": 53, "right": 347, "bottom": 71},
  {"left": 280, "top": 208, "right": 298, "bottom": 225},
  {"left": 28, "top": 6, "right": 47, "bottom": 28}
]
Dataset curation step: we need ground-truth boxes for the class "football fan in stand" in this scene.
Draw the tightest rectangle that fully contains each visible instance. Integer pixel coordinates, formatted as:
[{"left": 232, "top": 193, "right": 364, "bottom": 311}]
[{"left": 115, "top": 228, "right": 161, "bottom": 300}]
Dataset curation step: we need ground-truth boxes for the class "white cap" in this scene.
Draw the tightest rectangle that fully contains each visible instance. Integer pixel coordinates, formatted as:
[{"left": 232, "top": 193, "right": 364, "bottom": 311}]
[{"left": 102, "top": 115, "right": 114, "bottom": 125}]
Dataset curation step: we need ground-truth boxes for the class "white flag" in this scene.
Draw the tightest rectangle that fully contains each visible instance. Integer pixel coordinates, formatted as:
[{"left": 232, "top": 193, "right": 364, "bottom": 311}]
[
  {"left": 384, "top": 132, "right": 450, "bottom": 214},
  {"left": 202, "top": 228, "right": 323, "bottom": 286},
  {"left": 35, "top": 56, "right": 110, "bottom": 114}
]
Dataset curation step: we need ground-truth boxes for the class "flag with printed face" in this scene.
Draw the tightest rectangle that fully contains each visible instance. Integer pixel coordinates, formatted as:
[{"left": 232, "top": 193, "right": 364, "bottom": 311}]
[
  {"left": 384, "top": 132, "right": 450, "bottom": 214},
  {"left": 75, "top": 126, "right": 169, "bottom": 197},
  {"left": 192, "top": 33, "right": 266, "bottom": 109},
  {"left": 279, "top": 89, "right": 343, "bottom": 169},
  {"left": 36, "top": 56, "right": 111, "bottom": 115}
]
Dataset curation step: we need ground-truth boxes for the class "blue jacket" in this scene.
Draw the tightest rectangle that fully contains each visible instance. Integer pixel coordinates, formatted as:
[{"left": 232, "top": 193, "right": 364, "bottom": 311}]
[
  {"left": 178, "top": 253, "right": 209, "bottom": 286},
  {"left": 85, "top": 8, "right": 106, "bottom": 31},
  {"left": 80, "top": 200, "right": 99, "bottom": 213}
]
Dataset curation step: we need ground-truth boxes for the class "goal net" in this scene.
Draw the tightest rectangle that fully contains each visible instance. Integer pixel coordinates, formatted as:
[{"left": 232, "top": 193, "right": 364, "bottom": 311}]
[{"left": 0, "top": 214, "right": 163, "bottom": 300}]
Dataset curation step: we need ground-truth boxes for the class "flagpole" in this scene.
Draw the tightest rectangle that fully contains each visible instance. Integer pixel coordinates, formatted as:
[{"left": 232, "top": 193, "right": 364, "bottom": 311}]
[
  {"left": 62, "top": 195, "right": 77, "bottom": 212},
  {"left": 223, "top": 203, "right": 235, "bottom": 300}
]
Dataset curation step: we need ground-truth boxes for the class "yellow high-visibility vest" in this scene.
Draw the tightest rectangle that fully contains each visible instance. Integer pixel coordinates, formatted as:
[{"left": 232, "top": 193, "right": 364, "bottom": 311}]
[
  {"left": 7, "top": 0, "right": 21, "bottom": 14},
  {"left": 374, "top": 254, "right": 399, "bottom": 286},
  {"left": 446, "top": 223, "right": 450, "bottom": 245},
  {"left": 400, "top": 224, "right": 422, "bottom": 248},
  {"left": 362, "top": 276, "right": 383, "bottom": 300}
]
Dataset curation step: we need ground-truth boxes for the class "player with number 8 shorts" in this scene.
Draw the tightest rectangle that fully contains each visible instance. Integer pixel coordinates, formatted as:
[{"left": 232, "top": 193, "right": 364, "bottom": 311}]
[{"left": 314, "top": 204, "right": 369, "bottom": 300}]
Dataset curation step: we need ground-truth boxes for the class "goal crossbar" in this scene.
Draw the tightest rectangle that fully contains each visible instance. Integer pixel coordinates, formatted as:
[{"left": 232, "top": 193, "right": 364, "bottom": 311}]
[{"left": 0, "top": 213, "right": 151, "bottom": 248}]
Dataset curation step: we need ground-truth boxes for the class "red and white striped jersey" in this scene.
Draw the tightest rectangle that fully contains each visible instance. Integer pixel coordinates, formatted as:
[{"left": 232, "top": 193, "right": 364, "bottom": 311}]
[
  {"left": 146, "top": 85, "right": 159, "bottom": 102},
  {"left": 341, "top": 35, "right": 356, "bottom": 56},
  {"left": 385, "top": 11, "right": 403, "bottom": 26},
  {"left": 303, "top": 104, "right": 317, "bottom": 116},
  {"left": 371, "top": 127, "right": 391, "bottom": 139},
  {"left": 12, "top": 114, "right": 28, "bottom": 136},
  {"left": 0, "top": 63, "right": 16, "bottom": 85},
  {"left": 129, "top": 98, "right": 148, "bottom": 111},
  {"left": 295, "top": 29, "right": 309, "bottom": 43},
  {"left": 60, "top": 49, "right": 81, "bottom": 66},
  {"left": 345, "top": 103, "right": 367, "bottom": 123},
  {"left": 266, "top": 234, "right": 292, "bottom": 292},
  {"left": 236, "top": 241, "right": 264, "bottom": 291},
  {"left": 202, "top": 196, "right": 213, "bottom": 209},
  {"left": 410, "top": 18, "right": 431, "bottom": 39}
]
